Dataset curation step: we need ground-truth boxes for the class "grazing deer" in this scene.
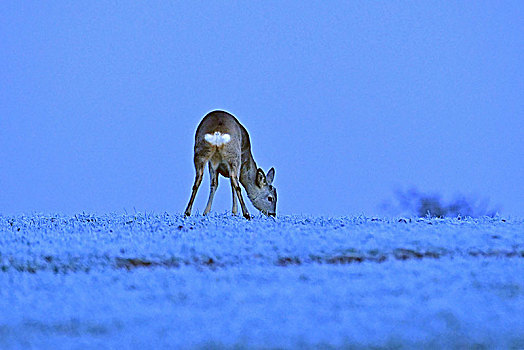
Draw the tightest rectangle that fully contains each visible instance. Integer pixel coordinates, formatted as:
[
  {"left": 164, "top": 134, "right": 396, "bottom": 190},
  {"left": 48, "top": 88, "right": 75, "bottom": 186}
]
[{"left": 184, "top": 110, "right": 277, "bottom": 219}]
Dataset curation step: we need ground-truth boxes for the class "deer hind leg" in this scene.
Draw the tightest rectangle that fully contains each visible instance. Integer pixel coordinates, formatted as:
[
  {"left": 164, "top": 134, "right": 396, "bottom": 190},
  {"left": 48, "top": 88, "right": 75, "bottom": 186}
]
[
  {"left": 184, "top": 158, "right": 206, "bottom": 216},
  {"left": 229, "top": 164, "right": 250, "bottom": 220},
  {"left": 231, "top": 184, "right": 238, "bottom": 215},
  {"left": 203, "top": 162, "right": 219, "bottom": 215}
]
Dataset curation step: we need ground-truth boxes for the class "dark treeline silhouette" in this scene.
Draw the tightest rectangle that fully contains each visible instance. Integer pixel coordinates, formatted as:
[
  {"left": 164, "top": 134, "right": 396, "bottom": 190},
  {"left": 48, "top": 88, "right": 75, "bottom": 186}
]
[{"left": 382, "top": 188, "right": 498, "bottom": 218}]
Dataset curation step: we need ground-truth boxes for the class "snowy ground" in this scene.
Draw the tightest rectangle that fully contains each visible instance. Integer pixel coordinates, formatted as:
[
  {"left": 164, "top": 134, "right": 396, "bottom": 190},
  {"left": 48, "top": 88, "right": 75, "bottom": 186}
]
[{"left": 0, "top": 213, "right": 523, "bottom": 349}]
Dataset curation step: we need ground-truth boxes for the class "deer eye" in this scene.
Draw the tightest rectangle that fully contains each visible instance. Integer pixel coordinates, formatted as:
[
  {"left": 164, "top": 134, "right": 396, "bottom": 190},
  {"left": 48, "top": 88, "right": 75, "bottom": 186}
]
[{"left": 268, "top": 196, "right": 273, "bottom": 202}]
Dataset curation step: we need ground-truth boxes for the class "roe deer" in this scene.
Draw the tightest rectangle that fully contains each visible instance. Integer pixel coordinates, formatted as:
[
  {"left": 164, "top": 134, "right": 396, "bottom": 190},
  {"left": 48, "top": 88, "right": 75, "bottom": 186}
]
[{"left": 184, "top": 110, "right": 277, "bottom": 219}]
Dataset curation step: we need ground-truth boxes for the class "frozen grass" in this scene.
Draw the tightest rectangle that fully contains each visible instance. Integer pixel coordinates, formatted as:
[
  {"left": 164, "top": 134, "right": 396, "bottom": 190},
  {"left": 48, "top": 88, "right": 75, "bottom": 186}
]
[{"left": 0, "top": 213, "right": 523, "bottom": 349}]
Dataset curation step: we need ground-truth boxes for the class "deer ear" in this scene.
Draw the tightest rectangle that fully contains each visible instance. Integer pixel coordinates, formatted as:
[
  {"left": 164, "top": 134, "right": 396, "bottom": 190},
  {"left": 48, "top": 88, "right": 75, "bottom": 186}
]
[
  {"left": 256, "top": 168, "right": 266, "bottom": 188},
  {"left": 266, "top": 167, "right": 275, "bottom": 185}
]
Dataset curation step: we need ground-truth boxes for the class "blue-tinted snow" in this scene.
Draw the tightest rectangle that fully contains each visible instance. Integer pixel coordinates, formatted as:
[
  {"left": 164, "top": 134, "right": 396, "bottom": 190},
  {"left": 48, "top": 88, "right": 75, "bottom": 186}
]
[{"left": 0, "top": 213, "right": 523, "bottom": 349}]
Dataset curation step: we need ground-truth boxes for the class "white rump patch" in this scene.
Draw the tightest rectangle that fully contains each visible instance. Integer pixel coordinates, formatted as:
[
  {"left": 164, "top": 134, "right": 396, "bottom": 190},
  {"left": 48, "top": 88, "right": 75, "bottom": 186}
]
[{"left": 205, "top": 131, "right": 231, "bottom": 146}]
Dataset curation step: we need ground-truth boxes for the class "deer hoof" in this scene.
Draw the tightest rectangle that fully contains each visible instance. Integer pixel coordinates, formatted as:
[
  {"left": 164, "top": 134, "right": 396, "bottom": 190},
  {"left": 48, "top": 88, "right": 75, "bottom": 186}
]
[{"left": 243, "top": 212, "right": 251, "bottom": 220}]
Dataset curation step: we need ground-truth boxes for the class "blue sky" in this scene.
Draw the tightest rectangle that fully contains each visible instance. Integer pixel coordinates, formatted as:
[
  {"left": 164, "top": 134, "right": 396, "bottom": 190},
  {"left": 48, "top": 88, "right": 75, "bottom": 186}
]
[{"left": 1, "top": 2, "right": 522, "bottom": 216}]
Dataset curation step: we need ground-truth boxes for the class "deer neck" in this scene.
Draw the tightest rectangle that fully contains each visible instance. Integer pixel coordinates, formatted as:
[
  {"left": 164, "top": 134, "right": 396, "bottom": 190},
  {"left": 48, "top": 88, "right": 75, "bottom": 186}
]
[{"left": 239, "top": 153, "right": 259, "bottom": 202}]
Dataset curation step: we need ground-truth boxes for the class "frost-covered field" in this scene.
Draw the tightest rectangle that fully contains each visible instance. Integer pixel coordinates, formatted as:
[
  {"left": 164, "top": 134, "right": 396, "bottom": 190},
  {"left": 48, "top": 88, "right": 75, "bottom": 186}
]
[{"left": 0, "top": 213, "right": 523, "bottom": 349}]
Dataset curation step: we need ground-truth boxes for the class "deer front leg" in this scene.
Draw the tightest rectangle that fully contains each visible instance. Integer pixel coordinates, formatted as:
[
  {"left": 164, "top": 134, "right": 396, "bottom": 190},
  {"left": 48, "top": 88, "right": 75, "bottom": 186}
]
[
  {"left": 229, "top": 166, "right": 250, "bottom": 220},
  {"left": 203, "top": 163, "right": 219, "bottom": 215},
  {"left": 184, "top": 160, "right": 205, "bottom": 216},
  {"left": 231, "top": 183, "right": 238, "bottom": 215}
]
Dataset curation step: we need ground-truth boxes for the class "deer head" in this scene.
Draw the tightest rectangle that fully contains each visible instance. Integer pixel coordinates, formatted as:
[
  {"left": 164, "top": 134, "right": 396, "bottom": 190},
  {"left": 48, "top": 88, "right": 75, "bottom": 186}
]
[{"left": 248, "top": 167, "right": 277, "bottom": 216}]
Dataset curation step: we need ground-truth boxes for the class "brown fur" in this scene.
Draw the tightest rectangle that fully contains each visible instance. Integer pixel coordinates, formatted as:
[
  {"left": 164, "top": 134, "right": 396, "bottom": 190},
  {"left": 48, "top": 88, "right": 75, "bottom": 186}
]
[{"left": 184, "top": 110, "right": 277, "bottom": 219}]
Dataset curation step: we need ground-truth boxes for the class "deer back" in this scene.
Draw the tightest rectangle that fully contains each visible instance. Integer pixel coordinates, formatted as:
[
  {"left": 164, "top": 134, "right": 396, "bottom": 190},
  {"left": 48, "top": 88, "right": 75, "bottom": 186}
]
[{"left": 195, "top": 111, "right": 253, "bottom": 162}]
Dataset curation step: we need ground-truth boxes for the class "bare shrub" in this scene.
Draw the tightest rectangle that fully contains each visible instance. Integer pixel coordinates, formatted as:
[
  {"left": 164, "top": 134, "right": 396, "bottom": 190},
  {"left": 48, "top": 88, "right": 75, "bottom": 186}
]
[{"left": 382, "top": 188, "right": 498, "bottom": 218}]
